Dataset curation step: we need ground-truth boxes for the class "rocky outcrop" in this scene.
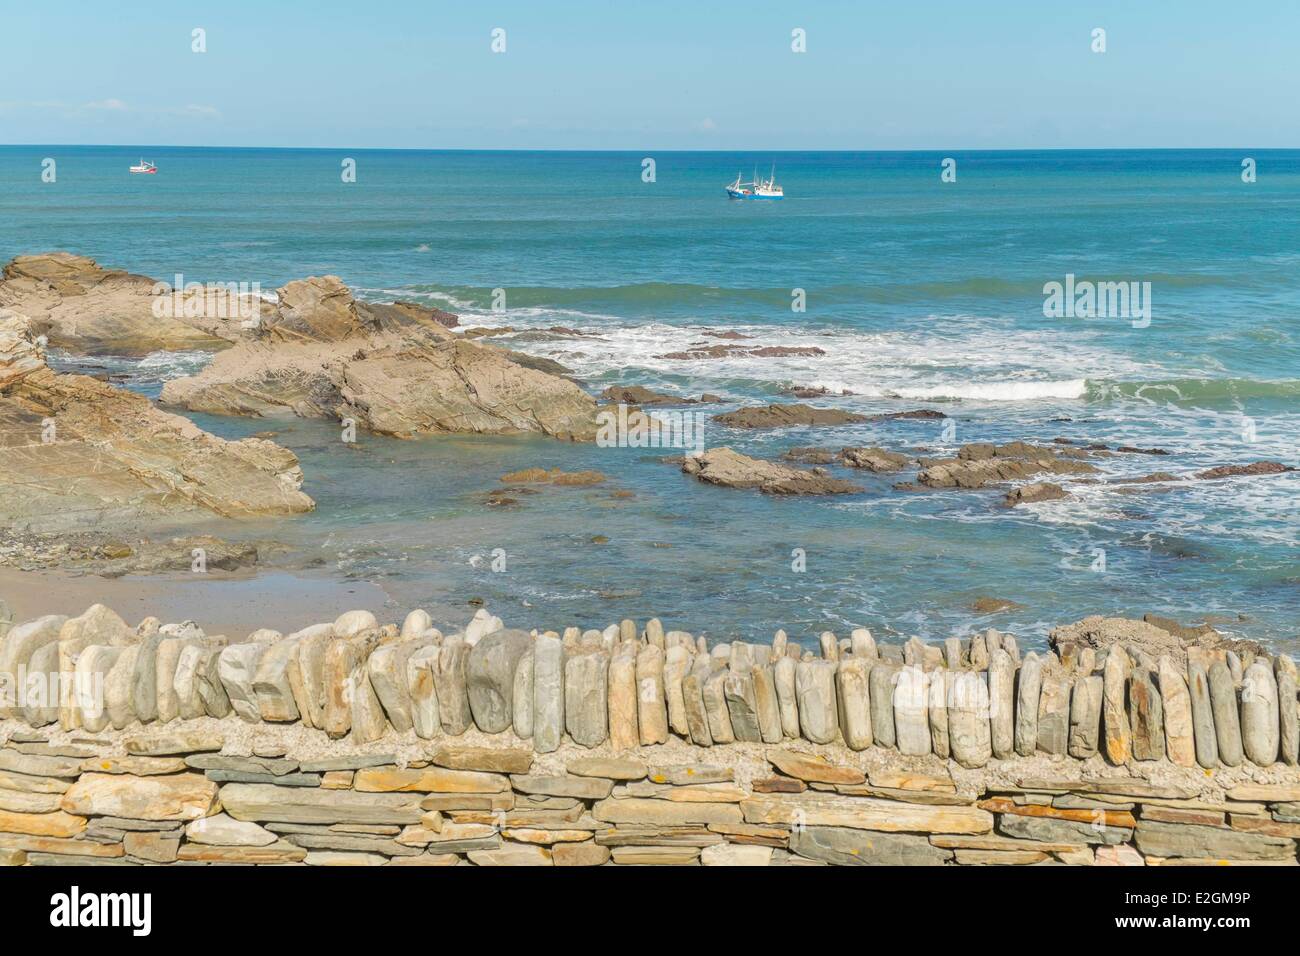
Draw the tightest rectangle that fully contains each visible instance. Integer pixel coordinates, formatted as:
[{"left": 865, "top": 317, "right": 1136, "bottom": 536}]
[
  {"left": 918, "top": 442, "right": 1098, "bottom": 489},
  {"left": 658, "top": 344, "right": 825, "bottom": 360},
  {"left": 1195, "top": 461, "right": 1294, "bottom": 480},
  {"left": 0, "top": 253, "right": 234, "bottom": 355},
  {"left": 0, "top": 312, "right": 313, "bottom": 532},
  {"left": 712, "top": 403, "right": 870, "bottom": 429},
  {"left": 599, "top": 385, "right": 715, "bottom": 405},
  {"left": 1004, "top": 482, "right": 1068, "bottom": 505},
  {"left": 160, "top": 275, "right": 598, "bottom": 441},
  {"left": 784, "top": 445, "right": 911, "bottom": 472},
  {"left": 682, "top": 448, "right": 864, "bottom": 495}
]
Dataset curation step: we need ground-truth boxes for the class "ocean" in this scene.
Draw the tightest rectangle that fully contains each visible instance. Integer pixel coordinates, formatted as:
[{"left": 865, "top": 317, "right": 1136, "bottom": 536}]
[{"left": 2, "top": 145, "right": 1297, "bottom": 648}]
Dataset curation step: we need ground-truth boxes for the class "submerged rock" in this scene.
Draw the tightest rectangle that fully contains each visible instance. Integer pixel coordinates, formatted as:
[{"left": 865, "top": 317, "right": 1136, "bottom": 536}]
[
  {"left": 712, "top": 403, "right": 869, "bottom": 429},
  {"left": 682, "top": 447, "right": 864, "bottom": 495},
  {"left": 920, "top": 442, "right": 1098, "bottom": 490},
  {"left": 1004, "top": 482, "right": 1068, "bottom": 505}
]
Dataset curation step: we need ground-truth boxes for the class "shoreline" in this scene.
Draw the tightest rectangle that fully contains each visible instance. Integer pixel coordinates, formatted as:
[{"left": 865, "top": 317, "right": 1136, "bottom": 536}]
[{"left": 0, "top": 567, "right": 395, "bottom": 638}]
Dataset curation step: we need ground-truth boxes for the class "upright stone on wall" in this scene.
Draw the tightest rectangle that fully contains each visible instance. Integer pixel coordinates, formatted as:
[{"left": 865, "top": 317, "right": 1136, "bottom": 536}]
[
  {"left": 947, "top": 671, "right": 991, "bottom": 769},
  {"left": 434, "top": 638, "right": 472, "bottom": 735},
  {"left": 1067, "top": 675, "right": 1103, "bottom": 759},
  {"left": 533, "top": 634, "right": 564, "bottom": 753},
  {"left": 1129, "top": 667, "right": 1165, "bottom": 762},
  {"left": 835, "top": 657, "right": 872, "bottom": 751},
  {"left": 608, "top": 642, "right": 639, "bottom": 751},
  {"left": 1187, "top": 659, "right": 1219, "bottom": 769},
  {"left": 466, "top": 629, "right": 531, "bottom": 735},
  {"left": 1014, "top": 652, "right": 1042, "bottom": 757},
  {"left": 795, "top": 660, "right": 838, "bottom": 745},
  {"left": 407, "top": 644, "right": 441, "bottom": 740},
  {"left": 565, "top": 650, "right": 609, "bottom": 748},
  {"left": 987, "top": 649, "right": 1015, "bottom": 759},
  {"left": 1277, "top": 656, "right": 1299, "bottom": 766},
  {"left": 868, "top": 664, "right": 897, "bottom": 749},
  {"left": 1241, "top": 659, "right": 1279, "bottom": 767},
  {"left": 1102, "top": 646, "right": 1131, "bottom": 765},
  {"left": 663, "top": 645, "right": 692, "bottom": 738},
  {"left": 1208, "top": 660, "right": 1244, "bottom": 767},
  {"left": 1037, "top": 675, "right": 1071, "bottom": 756},
  {"left": 774, "top": 656, "right": 800, "bottom": 739},
  {"left": 928, "top": 668, "right": 950, "bottom": 759},
  {"left": 894, "top": 666, "right": 931, "bottom": 756},
  {"left": 1157, "top": 657, "right": 1196, "bottom": 768}
]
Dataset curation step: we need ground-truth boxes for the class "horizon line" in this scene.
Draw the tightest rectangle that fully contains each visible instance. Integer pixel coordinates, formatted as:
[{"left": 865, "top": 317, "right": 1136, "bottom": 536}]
[{"left": 3, "top": 143, "right": 1297, "bottom": 154}]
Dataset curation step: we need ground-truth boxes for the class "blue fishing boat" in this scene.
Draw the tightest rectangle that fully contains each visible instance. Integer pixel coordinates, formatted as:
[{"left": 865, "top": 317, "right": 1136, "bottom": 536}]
[{"left": 726, "top": 165, "right": 784, "bottom": 199}]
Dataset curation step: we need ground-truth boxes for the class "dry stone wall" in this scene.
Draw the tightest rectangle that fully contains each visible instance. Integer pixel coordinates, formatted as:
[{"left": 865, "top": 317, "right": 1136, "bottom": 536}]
[{"left": 0, "top": 602, "right": 1298, "bottom": 866}]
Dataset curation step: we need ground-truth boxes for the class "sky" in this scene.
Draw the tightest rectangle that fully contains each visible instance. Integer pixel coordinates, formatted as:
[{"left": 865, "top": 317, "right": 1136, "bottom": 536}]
[{"left": 1, "top": 1, "right": 1296, "bottom": 150}]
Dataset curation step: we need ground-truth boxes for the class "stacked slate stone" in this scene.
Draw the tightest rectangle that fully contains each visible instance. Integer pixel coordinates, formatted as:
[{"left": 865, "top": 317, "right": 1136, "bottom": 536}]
[
  {"left": 0, "top": 605, "right": 1296, "bottom": 769},
  {"left": 2, "top": 734, "right": 1298, "bottom": 866},
  {"left": 0, "top": 601, "right": 1298, "bottom": 865}
]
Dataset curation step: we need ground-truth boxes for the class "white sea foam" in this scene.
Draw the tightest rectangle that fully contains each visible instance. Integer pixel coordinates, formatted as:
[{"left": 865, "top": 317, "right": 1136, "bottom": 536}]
[{"left": 432, "top": 305, "right": 1156, "bottom": 405}]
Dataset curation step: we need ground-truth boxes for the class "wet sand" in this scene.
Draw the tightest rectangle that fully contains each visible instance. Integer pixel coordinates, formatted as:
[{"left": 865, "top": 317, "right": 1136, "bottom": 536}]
[{"left": 0, "top": 567, "right": 394, "bottom": 637}]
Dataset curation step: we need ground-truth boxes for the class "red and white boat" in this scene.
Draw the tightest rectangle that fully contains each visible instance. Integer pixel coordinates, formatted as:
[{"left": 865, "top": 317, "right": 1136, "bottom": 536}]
[{"left": 129, "top": 159, "right": 157, "bottom": 174}]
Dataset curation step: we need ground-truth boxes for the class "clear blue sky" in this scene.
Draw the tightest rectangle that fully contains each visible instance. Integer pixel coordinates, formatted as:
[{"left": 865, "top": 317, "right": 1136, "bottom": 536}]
[{"left": 2, "top": 0, "right": 1295, "bottom": 149}]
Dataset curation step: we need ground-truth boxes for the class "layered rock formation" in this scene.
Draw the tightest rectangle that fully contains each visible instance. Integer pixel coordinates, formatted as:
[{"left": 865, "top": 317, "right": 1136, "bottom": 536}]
[
  {"left": 0, "top": 253, "right": 234, "bottom": 355},
  {"left": 0, "top": 604, "right": 1297, "bottom": 866},
  {"left": 0, "top": 311, "right": 313, "bottom": 531},
  {"left": 160, "top": 275, "right": 599, "bottom": 440}
]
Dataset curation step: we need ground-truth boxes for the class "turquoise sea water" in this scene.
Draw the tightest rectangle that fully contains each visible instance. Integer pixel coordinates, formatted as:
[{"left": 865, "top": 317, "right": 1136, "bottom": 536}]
[{"left": 1, "top": 146, "right": 1297, "bottom": 647}]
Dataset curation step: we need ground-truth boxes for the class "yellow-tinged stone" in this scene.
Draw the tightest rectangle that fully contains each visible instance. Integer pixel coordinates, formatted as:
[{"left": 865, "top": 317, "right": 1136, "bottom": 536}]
[
  {"left": 1226, "top": 785, "right": 1300, "bottom": 803},
  {"left": 954, "top": 848, "right": 1049, "bottom": 865},
  {"left": 1056, "top": 847, "right": 1096, "bottom": 865},
  {"left": 0, "top": 769, "right": 70, "bottom": 794},
  {"left": 1145, "top": 856, "right": 1297, "bottom": 867},
  {"left": 0, "top": 808, "right": 86, "bottom": 837},
  {"left": 61, "top": 772, "right": 217, "bottom": 821},
  {"left": 467, "top": 843, "right": 553, "bottom": 866},
  {"left": 427, "top": 744, "right": 533, "bottom": 774},
  {"left": 321, "top": 770, "right": 354, "bottom": 790},
  {"left": 353, "top": 766, "right": 509, "bottom": 793},
  {"left": 978, "top": 796, "right": 1136, "bottom": 828},
  {"left": 611, "top": 845, "right": 700, "bottom": 865},
  {"left": 396, "top": 822, "right": 496, "bottom": 847},
  {"left": 552, "top": 841, "right": 610, "bottom": 866},
  {"left": 567, "top": 756, "right": 648, "bottom": 780},
  {"left": 741, "top": 794, "right": 993, "bottom": 834},
  {"left": 502, "top": 828, "right": 595, "bottom": 844},
  {"left": 387, "top": 853, "right": 462, "bottom": 866},
  {"left": 592, "top": 797, "right": 742, "bottom": 827},
  {"left": 0, "top": 788, "right": 63, "bottom": 813},
  {"left": 177, "top": 840, "right": 307, "bottom": 863},
  {"left": 419, "top": 810, "right": 444, "bottom": 832},
  {"left": 767, "top": 749, "right": 865, "bottom": 786},
  {"left": 656, "top": 784, "right": 747, "bottom": 803},
  {"left": 867, "top": 769, "right": 957, "bottom": 793},
  {"left": 930, "top": 833, "right": 1083, "bottom": 852},
  {"left": 1229, "top": 814, "right": 1300, "bottom": 838},
  {"left": 78, "top": 756, "right": 188, "bottom": 776},
  {"left": 0, "top": 832, "right": 123, "bottom": 857}
]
